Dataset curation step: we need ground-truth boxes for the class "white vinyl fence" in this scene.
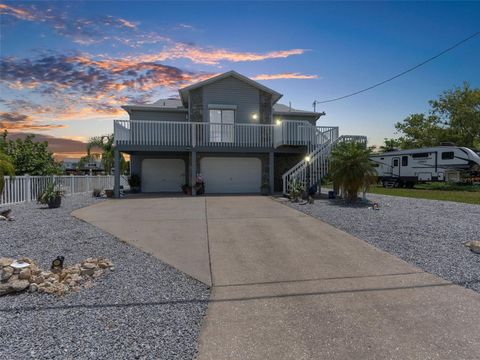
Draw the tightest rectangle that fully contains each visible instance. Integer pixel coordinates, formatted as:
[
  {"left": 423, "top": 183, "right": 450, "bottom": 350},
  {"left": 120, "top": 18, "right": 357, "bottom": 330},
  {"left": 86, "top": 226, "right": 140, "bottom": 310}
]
[{"left": 1, "top": 175, "right": 129, "bottom": 206}]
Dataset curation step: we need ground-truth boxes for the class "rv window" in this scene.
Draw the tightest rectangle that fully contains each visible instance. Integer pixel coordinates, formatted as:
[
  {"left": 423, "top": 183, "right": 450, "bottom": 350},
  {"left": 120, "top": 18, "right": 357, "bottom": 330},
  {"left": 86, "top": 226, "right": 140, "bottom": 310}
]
[
  {"left": 442, "top": 152, "right": 454, "bottom": 160},
  {"left": 371, "top": 163, "right": 380, "bottom": 168},
  {"left": 393, "top": 159, "right": 399, "bottom": 167},
  {"left": 402, "top": 156, "right": 408, "bottom": 166},
  {"left": 412, "top": 153, "right": 429, "bottom": 158}
]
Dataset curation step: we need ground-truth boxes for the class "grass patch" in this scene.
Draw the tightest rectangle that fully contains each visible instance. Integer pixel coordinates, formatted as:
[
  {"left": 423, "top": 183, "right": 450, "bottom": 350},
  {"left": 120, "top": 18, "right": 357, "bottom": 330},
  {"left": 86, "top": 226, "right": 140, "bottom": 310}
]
[{"left": 368, "top": 184, "right": 480, "bottom": 205}]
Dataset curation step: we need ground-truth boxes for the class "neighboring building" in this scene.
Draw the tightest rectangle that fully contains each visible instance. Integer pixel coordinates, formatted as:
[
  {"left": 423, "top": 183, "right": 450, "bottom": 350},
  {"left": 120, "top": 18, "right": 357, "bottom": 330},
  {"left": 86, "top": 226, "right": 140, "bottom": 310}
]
[
  {"left": 62, "top": 158, "right": 104, "bottom": 175},
  {"left": 113, "top": 70, "right": 365, "bottom": 195}
]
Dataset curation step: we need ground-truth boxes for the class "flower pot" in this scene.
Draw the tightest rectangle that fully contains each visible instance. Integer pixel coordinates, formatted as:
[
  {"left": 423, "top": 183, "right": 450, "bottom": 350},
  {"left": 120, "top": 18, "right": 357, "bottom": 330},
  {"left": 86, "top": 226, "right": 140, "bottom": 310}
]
[
  {"left": 105, "top": 189, "right": 114, "bottom": 198},
  {"left": 48, "top": 196, "right": 62, "bottom": 209}
]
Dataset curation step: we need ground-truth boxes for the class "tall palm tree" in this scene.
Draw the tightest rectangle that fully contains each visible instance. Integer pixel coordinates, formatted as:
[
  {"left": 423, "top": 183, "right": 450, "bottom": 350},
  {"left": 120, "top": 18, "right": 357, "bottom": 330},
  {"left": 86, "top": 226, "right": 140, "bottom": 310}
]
[
  {"left": 0, "top": 152, "right": 15, "bottom": 195},
  {"left": 86, "top": 134, "right": 115, "bottom": 174},
  {"left": 329, "top": 142, "right": 377, "bottom": 202}
]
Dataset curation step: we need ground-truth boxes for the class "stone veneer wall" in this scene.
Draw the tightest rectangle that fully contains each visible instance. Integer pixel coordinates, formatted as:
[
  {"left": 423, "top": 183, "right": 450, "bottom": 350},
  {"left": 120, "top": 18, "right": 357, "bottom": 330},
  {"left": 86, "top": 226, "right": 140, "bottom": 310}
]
[
  {"left": 259, "top": 91, "right": 272, "bottom": 124},
  {"left": 190, "top": 88, "right": 203, "bottom": 122}
]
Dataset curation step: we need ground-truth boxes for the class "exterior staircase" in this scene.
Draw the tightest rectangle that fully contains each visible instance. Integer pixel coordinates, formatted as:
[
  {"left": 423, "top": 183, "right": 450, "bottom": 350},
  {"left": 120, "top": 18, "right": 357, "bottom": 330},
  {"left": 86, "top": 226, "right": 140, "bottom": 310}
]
[{"left": 282, "top": 134, "right": 368, "bottom": 195}]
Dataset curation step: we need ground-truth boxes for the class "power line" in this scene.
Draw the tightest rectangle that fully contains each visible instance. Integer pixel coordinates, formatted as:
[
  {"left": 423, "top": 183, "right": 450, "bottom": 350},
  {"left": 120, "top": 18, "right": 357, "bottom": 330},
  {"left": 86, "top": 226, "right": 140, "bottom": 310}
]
[{"left": 313, "top": 31, "right": 480, "bottom": 106}]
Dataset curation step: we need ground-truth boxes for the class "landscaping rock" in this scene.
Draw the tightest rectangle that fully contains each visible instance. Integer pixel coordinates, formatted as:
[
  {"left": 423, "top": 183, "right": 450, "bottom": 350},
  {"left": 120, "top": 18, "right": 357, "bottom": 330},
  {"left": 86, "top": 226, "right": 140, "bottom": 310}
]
[
  {"left": 0, "top": 256, "right": 114, "bottom": 296},
  {"left": 1, "top": 267, "right": 13, "bottom": 281},
  {"left": 464, "top": 240, "right": 480, "bottom": 254}
]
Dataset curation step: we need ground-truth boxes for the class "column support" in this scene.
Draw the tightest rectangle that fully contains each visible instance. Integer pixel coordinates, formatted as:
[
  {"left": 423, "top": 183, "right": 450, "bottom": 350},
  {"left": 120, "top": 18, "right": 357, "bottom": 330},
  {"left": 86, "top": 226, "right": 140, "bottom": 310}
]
[
  {"left": 114, "top": 149, "right": 120, "bottom": 198},
  {"left": 191, "top": 150, "right": 197, "bottom": 196},
  {"left": 269, "top": 151, "right": 275, "bottom": 194}
]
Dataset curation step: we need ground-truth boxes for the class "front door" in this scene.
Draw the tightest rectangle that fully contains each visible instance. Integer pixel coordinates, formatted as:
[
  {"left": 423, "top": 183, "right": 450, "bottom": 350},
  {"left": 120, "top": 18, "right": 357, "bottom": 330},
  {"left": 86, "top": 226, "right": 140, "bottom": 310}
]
[{"left": 391, "top": 157, "right": 400, "bottom": 177}]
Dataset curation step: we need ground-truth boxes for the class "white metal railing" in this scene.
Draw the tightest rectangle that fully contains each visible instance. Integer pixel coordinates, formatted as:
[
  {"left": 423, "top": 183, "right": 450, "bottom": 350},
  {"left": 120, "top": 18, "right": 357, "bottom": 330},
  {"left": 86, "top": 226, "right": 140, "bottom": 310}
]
[
  {"left": 282, "top": 135, "right": 368, "bottom": 195},
  {"left": 114, "top": 120, "right": 338, "bottom": 149},
  {"left": 0, "top": 175, "right": 129, "bottom": 206}
]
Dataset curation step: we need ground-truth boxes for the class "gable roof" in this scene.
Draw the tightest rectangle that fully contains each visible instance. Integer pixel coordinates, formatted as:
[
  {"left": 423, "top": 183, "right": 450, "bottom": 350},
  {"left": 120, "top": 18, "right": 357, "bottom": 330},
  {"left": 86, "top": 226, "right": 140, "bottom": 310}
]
[{"left": 178, "top": 70, "right": 283, "bottom": 105}]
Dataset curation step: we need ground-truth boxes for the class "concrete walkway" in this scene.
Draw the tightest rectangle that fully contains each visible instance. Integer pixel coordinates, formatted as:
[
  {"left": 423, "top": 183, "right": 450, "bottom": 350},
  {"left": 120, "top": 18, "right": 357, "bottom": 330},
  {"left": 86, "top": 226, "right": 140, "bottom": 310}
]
[{"left": 74, "top": 196, "right": 480, "bottom": 359}]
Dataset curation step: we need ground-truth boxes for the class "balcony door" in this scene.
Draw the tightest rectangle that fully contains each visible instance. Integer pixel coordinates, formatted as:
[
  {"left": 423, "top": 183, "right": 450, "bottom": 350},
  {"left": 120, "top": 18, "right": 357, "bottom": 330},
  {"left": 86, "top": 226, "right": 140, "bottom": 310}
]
[{"left": 209, "top": 109, "right": 234, "bottom": 143}]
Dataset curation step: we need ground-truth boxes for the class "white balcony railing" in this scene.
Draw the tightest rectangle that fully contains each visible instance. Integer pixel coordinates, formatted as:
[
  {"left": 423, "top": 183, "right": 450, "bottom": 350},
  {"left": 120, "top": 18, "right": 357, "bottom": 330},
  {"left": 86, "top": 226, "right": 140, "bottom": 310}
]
[{"left": 114, "top": 120, "right": 338, "bottom": 149}]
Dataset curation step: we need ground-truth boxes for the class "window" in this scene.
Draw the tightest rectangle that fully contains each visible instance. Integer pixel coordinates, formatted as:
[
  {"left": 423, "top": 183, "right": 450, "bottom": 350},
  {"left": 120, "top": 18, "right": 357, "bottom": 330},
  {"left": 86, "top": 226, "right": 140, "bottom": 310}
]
[
  {"left": 209, "top": 109, "right": 235, "bottom": 142},
  {"left": 402, "top": 156, "right": 408, "bottom": 166},
  {"left": 393, "top": 159, "right": 399, "bottom": 167},
  {"left": 412, "top": 153, "right": 429, "bottom": 158},
  {"left": 442, "top": 152, "right": 454, "bottom": 160}
]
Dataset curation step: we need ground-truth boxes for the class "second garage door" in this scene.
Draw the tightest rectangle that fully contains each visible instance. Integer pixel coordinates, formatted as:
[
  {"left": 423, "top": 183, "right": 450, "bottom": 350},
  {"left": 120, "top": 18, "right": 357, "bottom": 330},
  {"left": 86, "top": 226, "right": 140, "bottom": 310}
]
[
  {"left": 201, "top": 157, "right": 262, "bottom": 194},
  {"left": 141, "top": 159, "right": 185, "bottom": 192}
]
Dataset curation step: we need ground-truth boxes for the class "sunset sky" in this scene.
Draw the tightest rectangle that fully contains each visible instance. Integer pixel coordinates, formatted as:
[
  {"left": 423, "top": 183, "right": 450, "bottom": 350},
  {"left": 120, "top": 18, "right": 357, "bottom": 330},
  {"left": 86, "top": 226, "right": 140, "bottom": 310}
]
[{"left": 1, "top": 1, "right": 479, "bottom": 158}]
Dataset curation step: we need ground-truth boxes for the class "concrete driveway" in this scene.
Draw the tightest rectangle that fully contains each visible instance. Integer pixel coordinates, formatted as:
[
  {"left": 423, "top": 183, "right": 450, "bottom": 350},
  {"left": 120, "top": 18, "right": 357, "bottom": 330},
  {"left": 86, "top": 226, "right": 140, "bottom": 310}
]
[{"left": 73, "top": 196, "right": 480, "bottom": 359}]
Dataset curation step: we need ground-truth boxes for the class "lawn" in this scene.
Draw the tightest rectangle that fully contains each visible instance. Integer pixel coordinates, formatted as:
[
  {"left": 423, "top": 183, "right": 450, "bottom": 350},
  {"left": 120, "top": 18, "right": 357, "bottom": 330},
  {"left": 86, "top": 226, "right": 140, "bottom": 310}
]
[{"left": 367, "top": 183, "right": 480, "bottom": 205}]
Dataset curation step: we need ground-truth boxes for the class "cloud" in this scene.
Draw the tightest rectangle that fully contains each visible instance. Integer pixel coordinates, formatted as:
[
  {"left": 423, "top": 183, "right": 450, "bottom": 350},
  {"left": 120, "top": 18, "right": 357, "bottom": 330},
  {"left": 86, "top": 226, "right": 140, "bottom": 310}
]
[
  {"left": 0, "top": 112, "right": 65, "bottom": 131},
  {"left": 252, "top": 72, "right": 319, "bottom": 80},
  {"left": 133, "top": 44, "right": 306, "bottom": 65},
  {"left": 0, "top": 4, "right": 140, "bottom": 45}
]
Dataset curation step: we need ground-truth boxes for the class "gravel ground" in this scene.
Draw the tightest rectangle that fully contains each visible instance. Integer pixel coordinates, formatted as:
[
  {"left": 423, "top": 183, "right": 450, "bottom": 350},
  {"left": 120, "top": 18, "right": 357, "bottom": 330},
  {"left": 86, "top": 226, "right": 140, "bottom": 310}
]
[
  {"left": 0, "top": 195, "right": 210, "bottom": 360},
  {"left": 287, "top": 193, "right": 480, "bottom": 293}
]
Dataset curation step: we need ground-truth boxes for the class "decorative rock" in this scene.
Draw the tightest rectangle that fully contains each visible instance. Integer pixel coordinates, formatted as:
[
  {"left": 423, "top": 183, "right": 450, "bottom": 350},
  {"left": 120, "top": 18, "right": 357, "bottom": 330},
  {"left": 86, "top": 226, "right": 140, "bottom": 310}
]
[
  {"left": 0, "top": 257, "right": 114, "bottom": 296},
  {"left": 80, "top": 268, "right": 95, "bottom": 276},
  {"left": 0, "top": 257, "right": 14, "bottom": 267},
  {"left": 81, "top": 263, "right": 96, "bottom": 270},
  {"left": 464, "top": 240, "right": 480, "bottom": 254},
  {"left": 1, "top": 266, "right": 14, "bottom": 281},
  {"left": 18, "top": 268, "right": 31, "bottom": 280}
]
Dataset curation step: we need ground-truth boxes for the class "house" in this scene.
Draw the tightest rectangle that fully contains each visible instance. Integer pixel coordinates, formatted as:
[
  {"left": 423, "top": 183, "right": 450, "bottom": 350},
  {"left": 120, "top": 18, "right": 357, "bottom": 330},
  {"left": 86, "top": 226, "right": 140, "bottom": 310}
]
[
  {"left": 62, "top": 157, "right": 104, "bottom": 175},
  {"left": 113, "top": 70, "right": 365, "bottom": 196}
]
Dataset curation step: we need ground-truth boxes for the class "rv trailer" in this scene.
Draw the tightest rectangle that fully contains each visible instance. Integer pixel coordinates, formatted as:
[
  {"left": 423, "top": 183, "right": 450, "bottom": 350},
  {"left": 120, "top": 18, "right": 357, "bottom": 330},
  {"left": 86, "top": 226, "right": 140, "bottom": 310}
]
[{"left": 370, "top": 146, "right": 480, "bottom": 188}]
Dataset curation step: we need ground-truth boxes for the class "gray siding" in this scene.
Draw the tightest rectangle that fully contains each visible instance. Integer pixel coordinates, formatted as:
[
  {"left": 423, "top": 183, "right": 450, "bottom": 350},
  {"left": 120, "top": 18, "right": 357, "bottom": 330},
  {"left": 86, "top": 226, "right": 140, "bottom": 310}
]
[
  {"left": 202, "top": 77, "right": 260, "bottom": 124},
  {"left": 129, "top": 110, "right": 187, "bottom": 122}
]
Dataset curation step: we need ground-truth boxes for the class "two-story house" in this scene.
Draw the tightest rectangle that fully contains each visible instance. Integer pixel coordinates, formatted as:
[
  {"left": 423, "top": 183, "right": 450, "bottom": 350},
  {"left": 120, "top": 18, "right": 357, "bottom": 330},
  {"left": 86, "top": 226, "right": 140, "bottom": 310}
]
[{"left": 113, "top": 70, "right": 365, "bottom": 196}]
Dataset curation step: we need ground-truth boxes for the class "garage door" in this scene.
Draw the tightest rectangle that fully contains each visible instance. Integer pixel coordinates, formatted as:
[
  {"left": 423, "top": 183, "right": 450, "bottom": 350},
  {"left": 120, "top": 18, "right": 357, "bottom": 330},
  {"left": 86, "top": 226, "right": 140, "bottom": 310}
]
[
  {"left": 201, "top": 157, "right": 261, "bottom": 194},
  {"left": 141, "top": 159, "right": 185, "bottom": 192}
]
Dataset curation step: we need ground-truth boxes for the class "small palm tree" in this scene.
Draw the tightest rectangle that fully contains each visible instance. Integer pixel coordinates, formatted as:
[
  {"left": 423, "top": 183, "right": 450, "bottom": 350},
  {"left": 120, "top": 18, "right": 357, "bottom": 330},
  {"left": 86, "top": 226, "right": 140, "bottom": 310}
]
[
  {"left": 87, "top": 135, "right": 115, "bottom": 174},
  {"left": 329, "top": 142, "right": 377, "bottom": 202},
  {"left": 0, "top": 152, "right": 15, "bottom": 195}
]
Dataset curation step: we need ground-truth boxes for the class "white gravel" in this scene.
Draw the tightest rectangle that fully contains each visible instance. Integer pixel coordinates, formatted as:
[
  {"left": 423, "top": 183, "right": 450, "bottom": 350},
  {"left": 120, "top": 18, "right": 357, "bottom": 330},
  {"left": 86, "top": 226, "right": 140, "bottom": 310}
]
[
  {"left": 0, "top": 195, "right": 210, "bottom": 360},
  {"left": 287, "top": 193, "right": 480, "bottom": 293}
]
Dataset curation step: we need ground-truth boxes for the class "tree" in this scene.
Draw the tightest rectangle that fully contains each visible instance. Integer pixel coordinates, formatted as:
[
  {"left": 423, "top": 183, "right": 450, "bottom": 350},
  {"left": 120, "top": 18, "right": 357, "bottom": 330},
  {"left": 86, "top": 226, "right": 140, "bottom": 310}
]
[
  {"left": 0, "top": 152, "right": 15, "bottom": 195},
  {"left": 329, "top": 142, "right": 377, "bottom": 202},
  {"left": 393, "top": 83, "right": 480, "bottom": 150},
  {"left": 86, "top": 134, "right": 127, "bottom": 174},
  {"left": 0, "top": 131, "right": 62, "bottom": 175},
  {"left": 430, "top": 82, "right": 480, "bottom": 149},
  {"left": 379, "top": 138, "right": 401, "bottom": 152}
]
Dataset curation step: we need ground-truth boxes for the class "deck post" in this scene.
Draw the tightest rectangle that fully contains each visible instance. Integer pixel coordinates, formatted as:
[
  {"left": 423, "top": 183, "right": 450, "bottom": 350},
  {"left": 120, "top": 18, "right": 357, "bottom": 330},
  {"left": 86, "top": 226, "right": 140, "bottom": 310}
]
[
  {"left": 114, "top": 149, "right": 120, "bottom": 198},
  {"left": 191, "top": 150, "right": 197, "bottom": 196},
  {"left": 269, "top": 151, "right": 274, "bottom": 194}
]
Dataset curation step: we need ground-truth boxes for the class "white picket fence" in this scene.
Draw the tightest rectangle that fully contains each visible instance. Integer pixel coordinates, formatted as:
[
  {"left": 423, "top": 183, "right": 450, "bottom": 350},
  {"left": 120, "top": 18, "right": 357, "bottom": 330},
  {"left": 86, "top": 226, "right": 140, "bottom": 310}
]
[{"left": 1, "top": 175, "right": 129, "bottom": 205}]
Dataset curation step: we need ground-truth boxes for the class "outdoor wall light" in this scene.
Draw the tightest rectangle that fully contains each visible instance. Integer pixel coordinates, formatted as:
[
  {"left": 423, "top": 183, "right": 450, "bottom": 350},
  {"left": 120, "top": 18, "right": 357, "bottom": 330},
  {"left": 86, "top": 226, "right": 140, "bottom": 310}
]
[
  {"left": 276, "top": 119, "right": 282, "bottom": 125},
  {"left": 305, "top": 156, "right": 311, "bottom": 162},
  {"left": 252, "top": 113, "right": 258, "bottom": 120}
]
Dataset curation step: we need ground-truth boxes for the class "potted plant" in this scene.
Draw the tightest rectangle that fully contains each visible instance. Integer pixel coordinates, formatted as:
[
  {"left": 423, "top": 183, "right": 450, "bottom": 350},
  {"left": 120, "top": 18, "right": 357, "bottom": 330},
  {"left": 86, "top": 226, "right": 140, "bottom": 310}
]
[
  {"left": 260, "top": 182, "right": 270, "bottom": 195},
  {"left": 37, "top": 182, "right": 65, "bottom": 208},
  {"left": 181, "top": 183, "right": 192, "bottom": 195},
  {"left": 128, "top": 174, "right": 141, "bottom": 193},
  {"left": 105, "top": 189, "right": 114, "bottom": 198}
]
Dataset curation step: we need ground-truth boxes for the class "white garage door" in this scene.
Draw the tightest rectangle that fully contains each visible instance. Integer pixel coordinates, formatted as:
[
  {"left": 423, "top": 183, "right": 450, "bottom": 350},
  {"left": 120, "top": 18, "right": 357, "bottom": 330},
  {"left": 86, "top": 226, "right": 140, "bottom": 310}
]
[
  {"left": 141, "top": 159, "right": 185, "bottom": 192},
  {"left": 201, "top": 157, "right": 261, "bottom": 194}
]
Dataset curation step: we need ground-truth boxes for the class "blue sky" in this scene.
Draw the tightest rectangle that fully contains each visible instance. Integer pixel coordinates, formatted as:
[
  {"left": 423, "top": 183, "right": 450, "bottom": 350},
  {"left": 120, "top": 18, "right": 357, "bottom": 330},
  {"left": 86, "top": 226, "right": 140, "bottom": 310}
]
[{"left": 1, "top": 1, "right": 479, "bottom": 157}]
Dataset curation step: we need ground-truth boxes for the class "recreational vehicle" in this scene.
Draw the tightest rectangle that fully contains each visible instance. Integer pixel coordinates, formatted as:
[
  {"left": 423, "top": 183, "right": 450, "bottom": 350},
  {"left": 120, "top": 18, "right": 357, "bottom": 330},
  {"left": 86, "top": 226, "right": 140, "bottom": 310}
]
[{"left": 370, "top": 146, "right": 480, "bottom": 187}]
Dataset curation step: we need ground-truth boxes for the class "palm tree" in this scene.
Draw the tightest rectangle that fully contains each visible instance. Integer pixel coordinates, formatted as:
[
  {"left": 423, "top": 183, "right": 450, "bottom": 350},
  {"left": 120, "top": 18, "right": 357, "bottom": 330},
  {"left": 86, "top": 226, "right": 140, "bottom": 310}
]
[
  {"left": 0, "top": 152, "right": 15, "bottom": 195},
  {"left": 329, "top": 142, "right": 377, "bottom": 202},
  {"left": 86, "top": 135, "right": 115, "bottom": 174}
]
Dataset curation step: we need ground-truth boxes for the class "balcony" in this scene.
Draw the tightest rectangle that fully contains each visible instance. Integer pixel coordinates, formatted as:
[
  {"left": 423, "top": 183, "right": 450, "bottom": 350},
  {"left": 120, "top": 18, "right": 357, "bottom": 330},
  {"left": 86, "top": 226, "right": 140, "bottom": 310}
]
[{"left": 114, "top": 120, "right": 339, "bottom": 151}]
